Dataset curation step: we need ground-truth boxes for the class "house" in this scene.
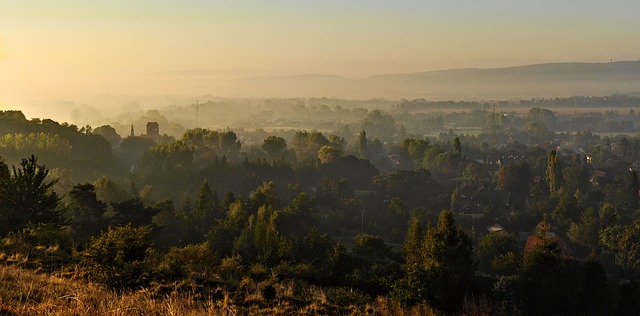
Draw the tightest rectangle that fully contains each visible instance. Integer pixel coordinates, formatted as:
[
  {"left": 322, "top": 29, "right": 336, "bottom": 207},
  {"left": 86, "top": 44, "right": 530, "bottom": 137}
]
[{"left": 524, "top": 232, "right": 574, "bottom": 259}]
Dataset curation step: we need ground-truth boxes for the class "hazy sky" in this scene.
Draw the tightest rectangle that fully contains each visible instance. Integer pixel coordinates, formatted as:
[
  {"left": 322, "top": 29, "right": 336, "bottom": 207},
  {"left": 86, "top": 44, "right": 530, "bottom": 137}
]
[{"left": 1, "top": 0, "right": 639, "bottom": 103}]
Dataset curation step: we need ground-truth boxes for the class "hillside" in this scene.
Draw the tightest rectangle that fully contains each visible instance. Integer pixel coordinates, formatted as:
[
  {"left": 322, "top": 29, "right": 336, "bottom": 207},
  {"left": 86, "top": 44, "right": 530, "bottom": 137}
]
[{"left": 147, "top": 61, "right": 640, "bottom": 99}]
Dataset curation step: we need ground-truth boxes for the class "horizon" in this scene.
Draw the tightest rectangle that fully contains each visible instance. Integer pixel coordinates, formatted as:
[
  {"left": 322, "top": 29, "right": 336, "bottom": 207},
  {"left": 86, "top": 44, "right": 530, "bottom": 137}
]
[
  {"left": 2, "top": 1, "right": 640, "bottom": 121},
  {"left": 3, "top": 58, "right": 640, "bottom": 125}
]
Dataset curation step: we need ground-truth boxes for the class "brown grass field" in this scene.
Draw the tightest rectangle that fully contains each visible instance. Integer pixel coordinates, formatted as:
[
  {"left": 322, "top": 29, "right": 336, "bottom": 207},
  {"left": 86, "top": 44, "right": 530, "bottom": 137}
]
[{"left": 0, "top": 264, "right": 490, "bottom": 316}]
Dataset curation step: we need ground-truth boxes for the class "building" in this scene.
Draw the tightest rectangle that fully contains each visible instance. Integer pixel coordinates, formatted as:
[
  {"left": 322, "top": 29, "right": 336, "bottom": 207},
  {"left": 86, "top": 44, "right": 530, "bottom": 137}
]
[{"left": 146, "top": 122, "right": 159, "bottom": 138}]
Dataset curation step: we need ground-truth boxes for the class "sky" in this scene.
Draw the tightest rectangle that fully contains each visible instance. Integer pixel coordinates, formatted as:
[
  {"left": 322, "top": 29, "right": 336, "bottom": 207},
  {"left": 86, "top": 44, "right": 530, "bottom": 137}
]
[{"left": 1, "top": 0, "right": 640, "bottom": 108}]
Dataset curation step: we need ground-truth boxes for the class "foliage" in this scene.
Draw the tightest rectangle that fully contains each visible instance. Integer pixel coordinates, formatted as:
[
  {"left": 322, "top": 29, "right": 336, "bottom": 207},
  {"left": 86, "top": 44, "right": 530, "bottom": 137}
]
[
  {"left": 545, "top": 150, "right": 562, "bottom": 194},
  {"left": 80, "top": 225, "right": 155, "bottom": 288},
  {"left": 497, "top": 161, "right": 533, "bottom": 201},
  {"left": 161, "top": 242, "right": 217, "bottom": 279},
  {"left": 0, "top": 156, "right": 63, "bottom": 236},
  {"left": 65, "top": 183, "right": 107, "bottom": 244},
  {"left": 477, "top": 233, "right": 520, "bottom": 275},
  {"left": 395, "top": 211, "right": 476, "bottom": 312},
  {"left": 7, "top": 103, "right": 640, "bottom": 314}
]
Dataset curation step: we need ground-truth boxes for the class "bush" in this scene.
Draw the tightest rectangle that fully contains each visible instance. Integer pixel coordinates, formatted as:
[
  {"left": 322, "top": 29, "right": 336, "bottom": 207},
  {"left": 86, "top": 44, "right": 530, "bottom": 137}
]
[
  {"left": 80, "top": 225, "right": 155, "bottom": 288},
  {"left": 216, "top": 255, "right": 244, "bottom": 286},
  {"left": 161, "top": 243, "right": 216, "bottom": 279},
  {"left": 248, "top": 263, "right": 269, "bottom": 281},
  {"left": 271, "top": 261, "right": 314, "bottom": 281}
]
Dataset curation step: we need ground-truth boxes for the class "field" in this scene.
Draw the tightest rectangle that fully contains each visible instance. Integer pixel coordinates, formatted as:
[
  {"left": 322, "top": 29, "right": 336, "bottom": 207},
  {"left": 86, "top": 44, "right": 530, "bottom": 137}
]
[{"left": 0, "top": 265, "right": 459, "bottom": 316}]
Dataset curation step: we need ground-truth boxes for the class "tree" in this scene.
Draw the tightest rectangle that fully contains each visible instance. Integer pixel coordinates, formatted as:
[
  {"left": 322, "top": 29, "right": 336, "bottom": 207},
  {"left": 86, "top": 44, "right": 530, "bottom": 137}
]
[
  {"left": 353, "top": 233, "right": 393, "bottom": 263},
  {"left": 93, "top": 125, "right": 122, "bottom": 147},
  {"left": 233, "top": 205, "right": 281, "bottom": 264},
  {"left": 546, "top": 150, "right": 562, "bottom": 194},
  {"left": 527, "top": 107, "right": 556, "bottom": 129},
  {"left": 317, "top": 145, "right": 341, "bottom": 164},
  {"left": 119, "top": 136, "right": 155, "bottom": 163},
  {"left": 395, "top": 210, "right": 475, "bottom": 311},
  {"left": 361, "top": 110, "right": 395, "bottom": 141},
  {"left": 562, "top": 165, "right": 589, "bottom": 194},
  {"left": 144, "top": 140, "right": 193, "bottom": 175},
  {"left": 599, "top": 203, "right": 618, "bottom": 228},
  {"left": 262, "top": 136, "right": 287, "bottom": 159},
  {"left": 110, "top": 196, "right": 159, "bottom": 227},
  {"left": 357, "top": 130, "right": 368, "bottom": 158},
  {"left": 277, "top": 192, "right": 317, "bottom": 238},
  {"left": 497, "top": 161, "right": 533, "bottom": 201},
  {"left": 567, "top": 207, "right": 600, "bottom": 249},
  {"left": 520, "top": 236, "right": 579, "bottom": 315},
  {"left": 207, "top": 200, "right": 246, "bottom": 258},
  {"left": 195, "top": 179, "right": 214, "bottom": 219},
  {"left": 603, "top": 220, "right": 640, "bottom": 269},
  {"left": 422, "top": 211, "right": 475, "bottom": 273},
  {"left": 0, "top": 156, "right": 63, "bottom": 236},
  {"left": 402, "top": 218, "right": 424, "bottom": 267},
  {"left": 291, "top": 131, "right": 329, "bottom": 163},
  {"left": 218, "top": 130, "right": 241, "bottom": 157},
  {"left": 0, "top": 158, "right": 12, "bottom": 235},
  {"left": 93, "top": 176, "right": 128, "bottom": 203},
  {"left": 66, "top": 183, "right": 107, "bottom": 244},
  {"left": 452, "top": 137, "right": 462, "bottom": 154},
  {"left": 618, "top": 171, "right": 639, "bottom": 211},
  {"left": 551, "top": 188, "right": 580, "bottom": 230},
  {"left": 250, "top": 181, "right": 279, "bottom": 212},
  {"left": 613, "top": 136, "right": 632, "bottom": 159},
  {"left": 477, "top": 233, "right": 520, "bottom": 275}
]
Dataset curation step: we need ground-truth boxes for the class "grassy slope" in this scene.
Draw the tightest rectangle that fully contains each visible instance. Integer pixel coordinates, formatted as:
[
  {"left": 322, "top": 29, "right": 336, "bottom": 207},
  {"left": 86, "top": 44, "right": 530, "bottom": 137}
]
[
  {"left": 0, "top": 265, "right": 450, "bottom": 316},
  {"left": 0, "top": 265, "right": 233, "bottom": 315}
]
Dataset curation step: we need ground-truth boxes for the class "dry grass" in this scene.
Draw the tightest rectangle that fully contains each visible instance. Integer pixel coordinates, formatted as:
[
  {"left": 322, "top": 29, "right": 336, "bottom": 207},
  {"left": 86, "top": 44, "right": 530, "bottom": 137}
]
[
  {"left": 0, "top": 265, "right": 235, "bottom": 315},
  {"left": 0, "top": 264, "right": 469, "bottom": 315}
]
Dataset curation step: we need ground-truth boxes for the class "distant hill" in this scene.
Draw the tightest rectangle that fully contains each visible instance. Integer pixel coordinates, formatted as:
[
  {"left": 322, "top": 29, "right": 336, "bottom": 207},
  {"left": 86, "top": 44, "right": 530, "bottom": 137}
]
[{"left": 145, "top": 61, "right": 640, "bottom": 100}]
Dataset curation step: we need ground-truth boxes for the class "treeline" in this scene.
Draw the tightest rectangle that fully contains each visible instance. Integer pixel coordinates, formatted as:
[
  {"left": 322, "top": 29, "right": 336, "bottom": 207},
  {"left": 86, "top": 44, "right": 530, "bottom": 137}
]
[
  {"left": 4, "top": 108, "right": 640, "bottom": 313},
  {"left": 397, "top": 94, "right": 640, "bottom": 111}
]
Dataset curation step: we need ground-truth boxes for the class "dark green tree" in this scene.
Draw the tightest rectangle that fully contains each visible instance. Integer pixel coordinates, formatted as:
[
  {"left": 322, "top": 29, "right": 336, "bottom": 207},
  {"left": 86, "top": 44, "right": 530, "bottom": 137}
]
[
  {"left": 599, "top": 203, "right": 618, "bottom": 228},
  {"left": 619, "top": 170, "right": 639, "bottom": 211},
  {"left": 546, "top": 150, "right": 562, "bottom": 194},
  {"left": 402, "top": 217, "right": 424, "bottom": 267},
  {"left": 357, "top": 130, "right": 368, "bottom": 159},
  {"left": 93, "top": 125, "right": 122, "bottom": 147},
  {"left": 218, "top": 130, "right": 241, "bottom": 157},
  {"left": 0, "top": 156, "right": 63, "bottom": 236},
  {"left": 361, "top": 110, "right": 395, "bottom": 141},
  {"left": 497, "top": 161, "right": 533, "bottom": 202},
  {"left": 262, "top": 136, "right": 287, "bottom": 159},
  {"left": 550, "top": 188, "right": 580, "bottom": 230},
  {"left": 520, "top": 238, "right": 579, "bottom": 315},
  {"left": 195, "top": 179, "right": 214, "bottom": 219},
  {"left": 66, "top": 183, "right": 107, "bottom": 244},
  {"left": 567, "top": 207, "right": 600, "bottom": 249},
  {"left": 110, "top": 196, "right": 159, "bottom": 227},
  {"left": 207, "top": 200, "right": 246, "bottom": 258},
  {"left": 250, "top": 181, "right": 279, "bottom": 212},
  {"left": 477, "top": 233, "right": 520, "bottom": 275},
  {"left": 394, "top": 211, "right": 475, "bottom": 311},
  {"left": 452, "top": 137, "right": 462, "bottom": 154}
]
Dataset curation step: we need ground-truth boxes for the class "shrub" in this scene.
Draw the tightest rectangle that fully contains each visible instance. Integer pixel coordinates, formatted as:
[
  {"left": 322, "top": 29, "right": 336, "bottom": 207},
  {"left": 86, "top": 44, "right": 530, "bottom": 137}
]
[
  {"left": 79, "top": 225, "right": 155, "bottom": 288},
  {"left": 248, "top": 263, "right": 269, "bottom": 281},
  {"left": 161, "top": 242, "right": 216, "bottom": 279},
  {"left": 216, "top": 255, "right": 244, "bottom": 286}
]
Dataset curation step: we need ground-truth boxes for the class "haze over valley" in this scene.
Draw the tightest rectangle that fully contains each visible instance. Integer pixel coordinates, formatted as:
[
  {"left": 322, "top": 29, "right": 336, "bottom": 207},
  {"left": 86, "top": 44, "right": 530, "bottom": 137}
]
[{"left": 4, "top": 1, "right": 640, "bottom": 315}]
